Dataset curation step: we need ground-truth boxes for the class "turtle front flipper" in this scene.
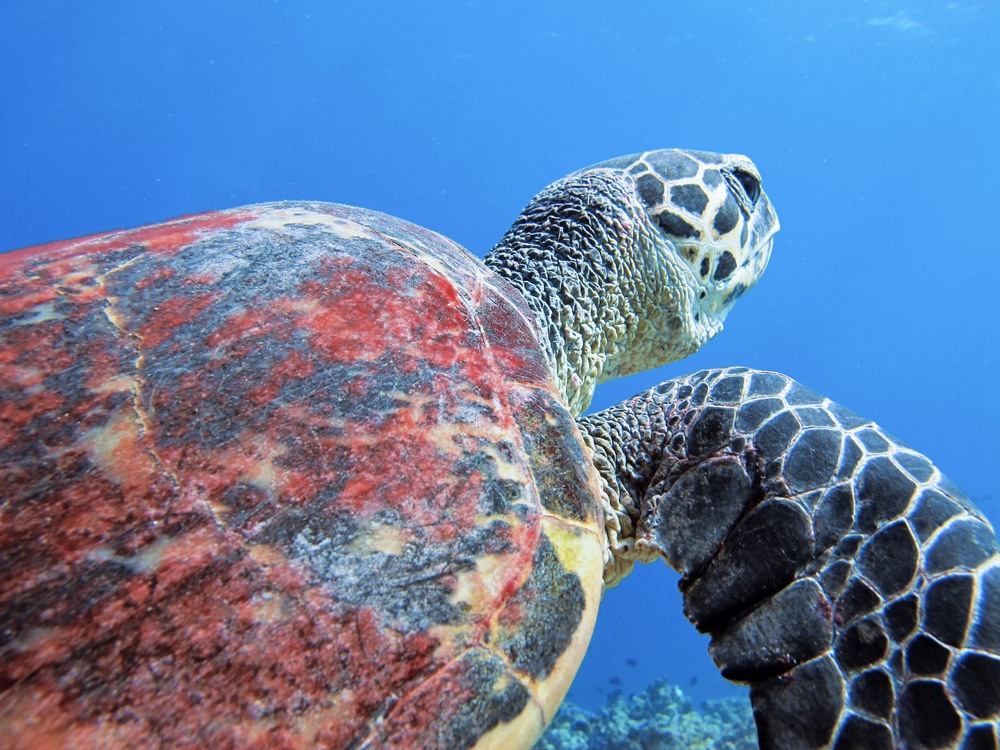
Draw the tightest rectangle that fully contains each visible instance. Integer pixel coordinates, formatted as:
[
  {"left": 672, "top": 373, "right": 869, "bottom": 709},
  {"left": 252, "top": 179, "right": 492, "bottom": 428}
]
[{"left": 582, "top": 367, "right": 1000, "bottom": 749}]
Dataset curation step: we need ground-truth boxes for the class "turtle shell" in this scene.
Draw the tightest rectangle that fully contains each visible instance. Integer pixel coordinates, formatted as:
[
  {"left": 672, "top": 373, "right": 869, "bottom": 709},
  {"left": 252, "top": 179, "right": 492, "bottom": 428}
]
[{"left": 0, "top": 202, "right": 606, "bottom": 749}]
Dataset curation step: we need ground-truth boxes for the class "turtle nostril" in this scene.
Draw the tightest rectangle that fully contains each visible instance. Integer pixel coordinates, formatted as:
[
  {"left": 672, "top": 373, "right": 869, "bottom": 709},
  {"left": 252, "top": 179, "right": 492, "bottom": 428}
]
[{"left": 732, "top": 168, "right": 761, "bottom": 205}]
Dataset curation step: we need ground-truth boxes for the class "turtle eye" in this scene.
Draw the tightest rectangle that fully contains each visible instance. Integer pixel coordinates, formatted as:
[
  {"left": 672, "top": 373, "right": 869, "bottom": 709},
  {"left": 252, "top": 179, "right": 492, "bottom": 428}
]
[{"left": 732, "top": 168, "right": 761, "bottom": 205}]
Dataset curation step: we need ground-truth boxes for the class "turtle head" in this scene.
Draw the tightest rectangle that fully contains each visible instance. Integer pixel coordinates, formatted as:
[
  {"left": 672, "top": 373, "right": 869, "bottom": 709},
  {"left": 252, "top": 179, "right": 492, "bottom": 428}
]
[
  {"left": 485, "top": 148, "right": 778, "bottom": 414},
  {"left": 586, "top": 148, "right": 779, "bottom": 377}
]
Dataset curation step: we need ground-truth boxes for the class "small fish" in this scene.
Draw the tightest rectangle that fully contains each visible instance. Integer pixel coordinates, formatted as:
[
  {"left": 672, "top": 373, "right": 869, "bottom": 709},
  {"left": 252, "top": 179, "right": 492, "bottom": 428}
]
[
  {"left": 625, "top": 658, "right": 637, "bottom": 668},
  {"left": 689, "top": 675, "right": 699, "bottom": 687},
  {"left": 608, "top": 676, "right": 622, "bottom": 686}
]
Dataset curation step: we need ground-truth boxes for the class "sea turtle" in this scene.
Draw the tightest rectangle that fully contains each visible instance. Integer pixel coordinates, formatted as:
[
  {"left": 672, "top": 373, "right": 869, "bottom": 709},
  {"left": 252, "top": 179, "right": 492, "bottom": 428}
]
[{"left": 0, "top": 148, "right": 997, "bottom": 750}]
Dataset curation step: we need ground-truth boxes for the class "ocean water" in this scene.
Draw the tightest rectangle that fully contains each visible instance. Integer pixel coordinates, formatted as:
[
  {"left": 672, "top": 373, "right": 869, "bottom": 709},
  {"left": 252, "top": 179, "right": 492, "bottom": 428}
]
[{"left": 2, "top": 0, "right": 998, "bottom": 729}]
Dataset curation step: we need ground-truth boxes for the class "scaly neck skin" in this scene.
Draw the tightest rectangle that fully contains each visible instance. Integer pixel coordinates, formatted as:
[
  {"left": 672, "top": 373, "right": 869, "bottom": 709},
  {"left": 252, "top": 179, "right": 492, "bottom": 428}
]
[
  {"left": 578, "top": 393, "right": 666, "bottom": 587},
  {"left": 484, "top": 170, "right": 700, "bottom": 417}
]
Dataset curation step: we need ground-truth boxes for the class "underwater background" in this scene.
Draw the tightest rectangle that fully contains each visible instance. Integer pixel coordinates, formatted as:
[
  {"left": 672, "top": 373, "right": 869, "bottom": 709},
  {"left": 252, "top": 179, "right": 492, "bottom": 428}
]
[{"left": 2, "top": 0, "right": 998, "bottom": 743}]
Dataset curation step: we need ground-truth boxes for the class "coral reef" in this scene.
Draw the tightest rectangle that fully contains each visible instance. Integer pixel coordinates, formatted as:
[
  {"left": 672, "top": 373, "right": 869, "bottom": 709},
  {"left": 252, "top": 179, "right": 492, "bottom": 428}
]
[{"left": 536, "top": 679, "right": 757, "bottom": 750}]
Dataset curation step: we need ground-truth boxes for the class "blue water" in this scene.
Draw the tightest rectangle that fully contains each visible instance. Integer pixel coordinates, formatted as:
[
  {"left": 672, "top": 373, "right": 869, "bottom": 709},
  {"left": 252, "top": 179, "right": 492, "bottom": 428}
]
[{"left": 2, "top": 0, "right": 998, "bottom": 713}]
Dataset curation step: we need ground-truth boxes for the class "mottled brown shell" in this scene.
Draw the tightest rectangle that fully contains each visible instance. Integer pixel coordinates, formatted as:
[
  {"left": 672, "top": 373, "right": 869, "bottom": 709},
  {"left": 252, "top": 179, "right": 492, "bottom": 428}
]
[{"left": 0, "top": 203, "right": 605, "bottom": 749}]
